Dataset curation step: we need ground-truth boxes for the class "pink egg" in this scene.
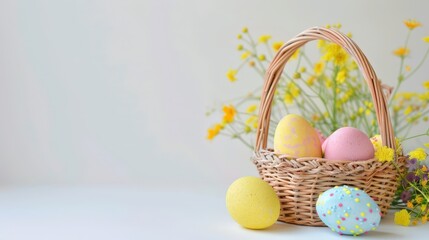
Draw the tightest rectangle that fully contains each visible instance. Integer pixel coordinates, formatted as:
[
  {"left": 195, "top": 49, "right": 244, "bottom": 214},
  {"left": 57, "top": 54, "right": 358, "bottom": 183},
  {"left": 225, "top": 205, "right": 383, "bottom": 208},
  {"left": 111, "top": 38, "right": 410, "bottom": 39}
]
[{"left": 323, "top": 127, "right": 374, "bottom": 161}]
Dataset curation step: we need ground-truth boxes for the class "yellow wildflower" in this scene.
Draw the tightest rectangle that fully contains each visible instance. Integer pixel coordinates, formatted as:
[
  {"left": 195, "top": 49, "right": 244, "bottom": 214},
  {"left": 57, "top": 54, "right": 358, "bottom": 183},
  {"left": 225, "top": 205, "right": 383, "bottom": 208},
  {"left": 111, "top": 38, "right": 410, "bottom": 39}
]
[
  {"left": 365, "top": 109, "right": 372, "bottom": 116},
  {"left": 324, "top": 112, "right": 330, "bottom": 118},
  {"left": 408, "top": 148, "right": 427, "bottom": 161},
  {"left": 291, "top": 49, "right": 300, "bottom": 60},
  {"left": 394, "top": 209, "right": 411, "bottom": 226},
  {"left": 312, "top": 114, "right": 321, "bottom": 122},
  {"left": 246, "top": 105, "right": 257, "bottom": 113},
  {"left": 259, "top": 35, "right": 271, "bottom": 43},
  {"left": 372, "top": 135, "right": 403, "bottom": 155},
  {"left": 393, "top": 105, "right": 401, "bottom": 112},
  {"left": 424, "top": 143, "right": 429, "bottom": 148},
  {"left": 336, "top": 69, "right": 347, "bottom": 84},
  {"left": 258, "top": 54, "right": 266, "bottom": 61},
  {"left": 323, "top": 43, "right": 348, "bottom": 65},
  {"left": 415, "top": 196, "right": 423, "bottom": 204},
  {"left": 375, "top": 145, "right": 394, "bottom": 162},
  {"left": 364, "top": 101, "right": 373, "bottom": 109},
  {"left": 423, "top": 81, "right": 429, "bottom": 89},
  {"left": 244, "top": 125, "right": 251, "bottom": 133},
  {"left": 222, "top": 105, "right": 236, "bottom": 123},
  {"left": 347, "top": 61, "right": 358, "bottom": 70},
  {"left": 325, "top": 79, "right": 333, "bottom": 88},
  {"left": 287, "top": 82, "right": 301, "bottom": 97},
  {"left": 293, "top": 72, "right": 301, "bottom": 79},
  {"left": 314, "top": 61, "right": 325, "bottom": 75},
  {"left": 226, "top": 69, "right": 237, "bottom": 82},
  {"left": 404, "top": 19, "right": 422, "bottom": 30},
  {"left": 422, "top": 165, "right": 428, "bottom": 172},
  {"left": 420, "top": 92, "right": 429, "bottom": 101},
  {"left": 405, "top": 65, "right": 411, "bottom": 71},
  {"left": 318, "top": 39, "right": 326, "bottom": 49},
  {"left": 248, "top": 61, "right": 255, "bottom": 67},
  {"left": 206, "top": 123, "right": 223, "bottom": 140},
  {"left": 333, "top": 23, "right": 342, "bottom": 29},
  {"left": 395, "top": 138, "right": 403, "bottom": 155},
  {"left": 284, "top": 93, "right": 293, "bottom": 104},
  {"left": 395, "top": 92, "right": 414, "bottom": 101},
  {"left": 237, "top": 44, "right": 243, "bottom": 51},
  {"left": 404, "top": 106, "right": 413, "bottom": 115},
  {"left": 242, "top": 27, "right": 248, "bottom": 33},
  {"left": 245, "top": 116, "right": 258, "bottom": 129},
  {"left": 307, "top": 76, "right": 316, "bottom": 86},
  {"left": 422, "top": 215, "right": 427, "bottom": 224},
  {"left": 407, "top": 201, "right": 414, "bottom": 208},
  {"left": 237, "top": 34, "right": 242, "bottom": 39},
  {"left": 393, "top": 47, "right": 410, "bottom": 57},
  {"left": 241, "top": 51, "right": 251, "bottom": 60},
  {"left": 272, "top": 41, "right": 284, "bottom": 52},
  {"left": 299, "top": 67, "right": 307, "bottom": 73},
  {"left": 423, "top": 36, "right": 429, "bottom": 43}
]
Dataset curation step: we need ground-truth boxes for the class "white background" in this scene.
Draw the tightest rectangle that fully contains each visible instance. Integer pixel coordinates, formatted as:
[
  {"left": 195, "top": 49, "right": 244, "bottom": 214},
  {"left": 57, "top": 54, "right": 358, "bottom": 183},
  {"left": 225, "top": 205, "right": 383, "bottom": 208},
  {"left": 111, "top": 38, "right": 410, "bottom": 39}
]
[{"left": 1, "top": 0, "right": 429, "bottom": 191}]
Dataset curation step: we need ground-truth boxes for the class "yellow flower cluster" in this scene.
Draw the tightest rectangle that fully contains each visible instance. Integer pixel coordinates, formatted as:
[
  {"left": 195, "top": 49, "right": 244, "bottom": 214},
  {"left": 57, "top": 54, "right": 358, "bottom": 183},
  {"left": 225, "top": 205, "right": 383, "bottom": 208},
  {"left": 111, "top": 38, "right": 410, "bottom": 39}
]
[
  {"left": 206, "top": 105, "right": 237, "bottom": 140},
  {"left": 395, "top": 209, "right": 411, "bottom": 226},
  {"left": 321, "top": 43, "right": 349, "bottom": 65},
  {"left": 223, "top": 105, "right": 236, "bottom": 123},
  {"left": 226, "top": 69, "right": 237, "bottom": 82},
  {"left": 394, "top": 47, "right": 410, "bottom": 57},
  {"left": 404, "top": 19, "right": 422, "bottom": 30},
  {"left": 374, "top": 145, "right": 394, "bottom": 162},
  {"left": 284, "top": 82, "right": 301, "bottom": 104},
  {"left": 272, "top": 41, "right": 284, "bottom": 52},
  {"left": 409, "top": 148, "right": 427, "bottom": 161},
  {"left": 206, "top": 123, "right": 224, "bottom": 140}
]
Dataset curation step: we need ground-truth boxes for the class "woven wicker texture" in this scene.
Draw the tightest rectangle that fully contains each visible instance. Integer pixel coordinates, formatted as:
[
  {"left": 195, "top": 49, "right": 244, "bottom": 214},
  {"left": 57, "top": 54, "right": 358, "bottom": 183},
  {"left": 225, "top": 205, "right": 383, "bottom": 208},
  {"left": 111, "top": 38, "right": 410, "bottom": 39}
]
[{"left": 253, "top": 27, "right": 405, "bottom": 226}]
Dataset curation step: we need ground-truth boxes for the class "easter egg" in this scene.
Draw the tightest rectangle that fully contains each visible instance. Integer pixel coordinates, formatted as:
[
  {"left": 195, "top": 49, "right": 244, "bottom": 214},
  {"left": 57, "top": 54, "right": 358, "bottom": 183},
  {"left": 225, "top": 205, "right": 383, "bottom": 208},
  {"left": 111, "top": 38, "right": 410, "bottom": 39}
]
[
  {"left": 274, "top": 114, "right": 322, "bottom": 157},
  {"left": 316, "top": 185, "right": 381, "bottom": 236},
  {"left": 323, "top": 127, "right": 374, "bottom": 161},
  {"left": 226, "top": 176, "right": 280, "bottom": 229}
]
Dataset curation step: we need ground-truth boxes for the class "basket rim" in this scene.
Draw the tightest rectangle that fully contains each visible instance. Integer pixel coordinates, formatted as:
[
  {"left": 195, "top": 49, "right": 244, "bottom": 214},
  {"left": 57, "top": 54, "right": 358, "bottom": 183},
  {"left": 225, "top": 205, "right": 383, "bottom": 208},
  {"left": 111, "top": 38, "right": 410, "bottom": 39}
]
[
  {"left": 253, "top": 148, "right": 405, "bottom": 164},
  {"left": 252, "top": 148, "right": 406, "bottom": 174}
]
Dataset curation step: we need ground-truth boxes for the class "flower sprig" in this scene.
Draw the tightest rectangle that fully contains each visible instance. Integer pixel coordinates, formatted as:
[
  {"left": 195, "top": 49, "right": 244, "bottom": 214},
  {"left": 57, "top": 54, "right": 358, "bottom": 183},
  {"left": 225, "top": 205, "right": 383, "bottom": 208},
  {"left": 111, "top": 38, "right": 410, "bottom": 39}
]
[{"left": 207, "top": 22, "right": 429, "bottom": 147}]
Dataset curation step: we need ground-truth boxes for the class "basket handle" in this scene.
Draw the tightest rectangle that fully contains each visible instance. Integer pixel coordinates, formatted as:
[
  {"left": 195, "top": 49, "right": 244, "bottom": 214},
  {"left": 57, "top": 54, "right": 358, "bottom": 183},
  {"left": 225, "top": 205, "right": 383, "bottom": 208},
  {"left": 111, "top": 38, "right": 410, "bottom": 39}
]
[{"left": 254, "top": 27, "right": 395, "bottom": 152}]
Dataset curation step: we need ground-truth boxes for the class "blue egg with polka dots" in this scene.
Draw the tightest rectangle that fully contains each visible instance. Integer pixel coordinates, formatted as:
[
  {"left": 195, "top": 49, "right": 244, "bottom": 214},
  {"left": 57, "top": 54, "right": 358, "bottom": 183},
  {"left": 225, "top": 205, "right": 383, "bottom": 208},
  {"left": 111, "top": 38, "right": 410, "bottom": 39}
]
[{"left": 316, "top": 185, "right": 381, "bottom": 236}]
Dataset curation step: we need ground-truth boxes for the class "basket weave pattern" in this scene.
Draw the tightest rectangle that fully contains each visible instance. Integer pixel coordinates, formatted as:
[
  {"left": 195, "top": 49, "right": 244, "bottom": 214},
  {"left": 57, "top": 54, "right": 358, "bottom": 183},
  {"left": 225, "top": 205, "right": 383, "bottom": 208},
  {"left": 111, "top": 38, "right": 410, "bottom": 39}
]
[{"left": 253, "top": 27, "right": 405, "bottom": 226}]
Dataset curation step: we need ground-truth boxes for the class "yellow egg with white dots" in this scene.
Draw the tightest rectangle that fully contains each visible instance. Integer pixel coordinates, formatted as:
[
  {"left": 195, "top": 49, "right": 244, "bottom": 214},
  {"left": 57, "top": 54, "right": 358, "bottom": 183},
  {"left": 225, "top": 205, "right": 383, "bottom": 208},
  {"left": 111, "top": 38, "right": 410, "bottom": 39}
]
[{"left": 226, "top": 176, "right": 280, "bottom": 229}]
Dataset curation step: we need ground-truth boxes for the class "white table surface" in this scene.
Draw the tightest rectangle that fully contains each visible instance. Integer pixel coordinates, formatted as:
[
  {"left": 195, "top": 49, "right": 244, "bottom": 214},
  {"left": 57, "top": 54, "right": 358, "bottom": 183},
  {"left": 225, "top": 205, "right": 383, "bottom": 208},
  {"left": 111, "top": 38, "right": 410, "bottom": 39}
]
[{"left": 0, "top": 186, "right": 427, "bottom": 240}]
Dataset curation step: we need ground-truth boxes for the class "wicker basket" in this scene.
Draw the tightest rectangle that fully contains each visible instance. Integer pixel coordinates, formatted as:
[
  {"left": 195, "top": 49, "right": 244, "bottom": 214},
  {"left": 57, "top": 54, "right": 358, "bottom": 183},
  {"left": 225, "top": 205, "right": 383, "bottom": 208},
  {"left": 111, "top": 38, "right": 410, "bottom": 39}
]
[{"left": 252, "top": 27, "right": 406, "bottom": 226}]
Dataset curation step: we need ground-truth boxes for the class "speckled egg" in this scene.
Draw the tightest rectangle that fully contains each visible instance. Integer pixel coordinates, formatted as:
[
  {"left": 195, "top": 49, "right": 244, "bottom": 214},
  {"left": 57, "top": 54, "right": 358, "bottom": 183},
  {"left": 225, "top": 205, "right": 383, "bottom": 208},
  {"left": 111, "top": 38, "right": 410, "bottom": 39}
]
[
  {"left": 323, "top": 127, "right": 374, "bottom": 161},
  {"left": 316, "top": 185, "right": 381, "bottom": 236},
  {"left": 226, "top": 176, "right": 280, "bottom": 229},
  {"left": 274, "top": 114, "right": 322, "bottom": 157}
]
